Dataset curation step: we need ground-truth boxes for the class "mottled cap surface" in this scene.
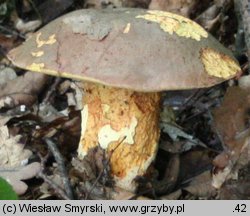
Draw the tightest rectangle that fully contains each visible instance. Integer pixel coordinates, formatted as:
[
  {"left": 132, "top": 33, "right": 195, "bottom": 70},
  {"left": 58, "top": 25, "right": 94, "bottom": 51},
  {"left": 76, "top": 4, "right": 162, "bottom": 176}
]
[{"left": 8, "top": 8, "right": 241, "bottom": 92}]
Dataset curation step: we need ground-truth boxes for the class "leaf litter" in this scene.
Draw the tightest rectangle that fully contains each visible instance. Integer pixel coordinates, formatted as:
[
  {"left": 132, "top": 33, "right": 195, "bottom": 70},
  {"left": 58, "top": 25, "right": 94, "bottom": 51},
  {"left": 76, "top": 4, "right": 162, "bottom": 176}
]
[
  {"left": 0, "top": 125, "right": 41, "bottom": 195},
  {"left": 212, "top": 86, "right": 250, "bottom": 198},
  {"left": 0, "top": 0, "right": 249, "bottom": 200}
]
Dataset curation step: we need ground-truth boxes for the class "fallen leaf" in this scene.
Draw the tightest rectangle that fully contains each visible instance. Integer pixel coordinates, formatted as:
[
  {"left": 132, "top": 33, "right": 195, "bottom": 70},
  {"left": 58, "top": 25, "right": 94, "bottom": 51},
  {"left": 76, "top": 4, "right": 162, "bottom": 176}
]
[
  {"left": 0, "top": 34, "right": 21, "bottom": 54},
  {"left": 39, "top": 173, "right": 63, "bottom": 199},
  {"left": 213, "top": 87, "right": 249, "bottom": 142},
  {"left": 220, "top": 181, "right": 250, "bottom": 199},
  {"left": 238, "top": 75, "right": 250, "bottom": 89},
  {"left": 108, "top": 187, "right": 150, "bottom": 200},
  {"left": 195, "top": 4, "right": 221, "bottom": 31},
  {"left": 212, "top": 134, "right": 250, "bottom": 188},
  {"left": 0, "top": 71, "right": 49, "bottom": 109},
  {"left": 85, "top": 0, "right": 150, "bottom": 9},
  {"left": 184, "top": 171, "right": 216, "bottom": 198},
  {"left": 212, "top": 86, "right": 250, "bottom": 188},
  {"left": 15, "top": 18, "right": 41, "bottom": 34},
  {"left": 37, "top": 0, "right": 74, "bottom": 24},
  {"left": 69, "top": 82, "right": 84, "bottom": 110},
  {"left": 71, "top": 157, "right": 95, "bottom": 181},
  {"left": 0, "top": 66, "right": 17, "bottom": 86},
  {"left": 0, "top": 162, "right": 41, "bottom": 195},
  {"left": 160, "top": 189, "right": 182, "bottom": 200},
  {"left": 85, "top": 0, "right": 122, "bottom": 8},
  {"left": 0, "top": 125, "right": 32, "bottom": 167},
  {"left": 0, "top": 115, "right": 12, "bottom": 127},
  {"left": 37, "top": 103, "right": 65, "bottom": 122},
  {"left": 149, "top": 0, "right": 199, "bottom": 17},
  {"left": 160, "top": 106, "right": 206, "bottom": 149}
]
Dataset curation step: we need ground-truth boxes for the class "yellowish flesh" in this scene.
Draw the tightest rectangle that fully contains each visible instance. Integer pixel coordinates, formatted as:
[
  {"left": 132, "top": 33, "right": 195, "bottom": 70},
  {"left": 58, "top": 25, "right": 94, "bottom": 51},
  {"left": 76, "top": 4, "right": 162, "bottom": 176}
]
[
  {"left": 123, "top": 23, "right": 131, "bottom": 33},
  {"left": 136, "top": 10, "right": 208, "bottom": 41},
  {"left": 78, "top": 82, "right": 161, "bottom": 191},
  {"left": 31, "top": 51, "right": 44, "bottom": 57},
  {"left": 201, "top": 48, "right": 241, "bottom": 78},
  {"left": 98, "top": 116, "right": 138, "bottom": 149},
  {"left": 35, "top": 32, "right": 56, "bottom": 48}
]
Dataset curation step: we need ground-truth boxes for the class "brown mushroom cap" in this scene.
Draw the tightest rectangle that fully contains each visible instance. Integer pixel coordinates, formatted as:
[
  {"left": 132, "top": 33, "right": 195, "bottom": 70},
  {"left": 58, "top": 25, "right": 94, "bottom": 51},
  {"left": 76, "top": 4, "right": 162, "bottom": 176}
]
[
  {"left": 7, "top": 8, "right": 242, "bottom": 191},
  {"left": 7, "top": 8, "right": 240, "bottom": 92}
]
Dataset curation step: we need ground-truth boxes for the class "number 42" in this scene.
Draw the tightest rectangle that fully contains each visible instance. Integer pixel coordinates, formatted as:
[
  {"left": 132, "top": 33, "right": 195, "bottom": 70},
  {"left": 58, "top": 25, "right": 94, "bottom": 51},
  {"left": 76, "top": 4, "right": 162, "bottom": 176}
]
[{"left": 234, "top": 204, "right": 247, "bottom": 213}]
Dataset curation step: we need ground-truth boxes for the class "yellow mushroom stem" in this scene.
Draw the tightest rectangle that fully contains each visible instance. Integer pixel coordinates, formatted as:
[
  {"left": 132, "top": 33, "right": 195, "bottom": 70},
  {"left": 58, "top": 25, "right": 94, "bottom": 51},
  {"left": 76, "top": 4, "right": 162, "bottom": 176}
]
[{"left": 78, "top": 82, "right": 161, "bottom": 191}]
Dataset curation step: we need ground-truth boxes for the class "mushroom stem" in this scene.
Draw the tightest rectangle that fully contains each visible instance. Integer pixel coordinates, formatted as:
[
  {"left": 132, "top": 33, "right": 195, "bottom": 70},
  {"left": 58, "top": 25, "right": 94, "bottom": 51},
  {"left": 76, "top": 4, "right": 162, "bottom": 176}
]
[{"left": 78, "top": 82, "right": 161, "bottom": 191}]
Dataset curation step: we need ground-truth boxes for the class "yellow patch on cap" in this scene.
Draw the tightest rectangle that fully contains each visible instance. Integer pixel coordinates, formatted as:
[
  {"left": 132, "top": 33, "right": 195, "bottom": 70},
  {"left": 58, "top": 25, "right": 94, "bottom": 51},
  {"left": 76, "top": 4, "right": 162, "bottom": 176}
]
[
  {"left": 123, "top": 23, "right": 131, "bottom": 34},
  {"left": 25, "top": 62, "right": 106, "bottom": 84},
  {"left": 27, "top": 62, "right": 45, "bottom": 71},
  {"left": 200, "top": 48, "right": 241, "bottom": 79},
  {"left": 36, "top": 32, "right": 56, "bottom": 48},
  {"left": 26, "top": 62, "right": 61, "bottom": 76},
  {"left": 136, "top": 10, "right": 208, "bottom": 41},
  {"left": 31, "top": 51, "right": 44, "bottom": 57},
  {"left": 26, "top": 62, "right": 64, "bottom": 77}
]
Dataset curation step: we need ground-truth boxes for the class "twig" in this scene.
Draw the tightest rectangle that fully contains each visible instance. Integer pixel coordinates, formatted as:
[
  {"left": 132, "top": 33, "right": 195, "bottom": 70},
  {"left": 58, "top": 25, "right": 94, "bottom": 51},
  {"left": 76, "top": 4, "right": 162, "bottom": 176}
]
[
  {"left": 44, "top": 138, "right": 74, "bottom": 199},
  {"left": 43, "top": 77, "right": 62, "bottom": 104},
  {"left": 37, "top": 172, "right": 71, "bottom": 200},
  {"left": 0, "top": 25, "right": 25, "bottom": 39},
  {"left": 37, "top": 152, "right": 70, "bottom": 200},
  {"left": 234, "top": 0, "right": 250, "bottom": 72},
  {"left": 206, "top": 109, "right": 226, "bottom": 149},
  {"left": 28, "top": 0, "right": 42, "bottom": 21},
  {"left": 85, "top": 137, "right": 126, "bottom": 199},
  {"left": 176, "top": 89, "right": 202, "bottom": 117},
  {"left": 84, "top": 152, "right": 109, "bottom": 200}
]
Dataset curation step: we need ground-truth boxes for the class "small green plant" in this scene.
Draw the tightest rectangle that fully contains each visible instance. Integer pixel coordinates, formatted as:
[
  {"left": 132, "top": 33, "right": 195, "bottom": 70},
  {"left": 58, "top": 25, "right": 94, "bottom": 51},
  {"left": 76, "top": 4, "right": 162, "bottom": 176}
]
[{"left": 0, "top": 177, "right": 18, "bottom": 200}]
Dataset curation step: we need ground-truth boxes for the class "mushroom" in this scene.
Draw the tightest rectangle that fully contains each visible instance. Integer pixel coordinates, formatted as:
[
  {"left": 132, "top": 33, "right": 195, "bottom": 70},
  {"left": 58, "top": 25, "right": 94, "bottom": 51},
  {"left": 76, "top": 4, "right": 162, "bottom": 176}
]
[{"left": 7, "top": 8, "right": 241, "bottom": 191}]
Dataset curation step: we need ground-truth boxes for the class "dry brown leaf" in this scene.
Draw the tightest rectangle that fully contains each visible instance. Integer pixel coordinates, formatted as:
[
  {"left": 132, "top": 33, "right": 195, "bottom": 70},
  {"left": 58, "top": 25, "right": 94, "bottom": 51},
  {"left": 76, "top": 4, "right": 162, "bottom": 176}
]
[
  {"left": 0, "top": 34, "right": 21, "bottom": 54},
  {"left": 213, "top": 87, "right": 250, "bottom": 145},
  {"left": 37, "top": 103, "right": 65, "bottom": 122},
  {"left": 220, "top": 181, "right": 250, "bottom": 199},
  {"left": 125, "top": 0, "right": 150, "bottom": 7},
  {"left": 85, "top": 0, "right": 150, "bottom": 8},
  {"left": 37, "top": 0, "right": 74, "bottom": 24},
  {"left": 71, "top": 157, "right": 96, "bottom": 180},
  {"left": 68, "top": 82, "right": 84, "bottom": 110},
  {"left": 58, "top": 80, "right": 71, "bottom": 94},
  {"left": 85, "top": 0, "right": 122, "bottom": 8},
  {"left": 212, "top": 134, "right": 250, "bottom": 188},
  {"left": 39, "top": 173, "right": 63, "bottom": 199},
  {"left": 212, "top": 86, "right": 250, "bottom": 188},
  {"left": 238, "top": 75, "right": 250, "bottom": 89},
  {"left": 0, "top": 116, "right": 12, "bottom": 127},
  {"left": 15, "top": 18, "right": 41, "bottom": 34},
  {"left": 33, "top": 115, "right": 80, "bottom": 152},
  {"left": 0, "top": 71, "right": 49, "bottom": 109},
  {"left": 184, "top": 171, "right": 217, "bottom": 198},
  {"left": 108, "top": 187, "right": 150, "bottom": 200},
  {"left": 195, "top": 4, "right": 221, "bottom": 31},
  {"left": 160, "top": 189, "right": 182, "bottom": 200},
  {"left": 149, "top": 0, "right": 199, "bottom": 17},
  {"left": 0, "top": 125, "right": 32, "bottom": 167},
  {"left": 0, "top": 67, "right": 17, "bottom": 86},
  {"left": 214, "top": 0, "right": 233, "bottom": 8}
]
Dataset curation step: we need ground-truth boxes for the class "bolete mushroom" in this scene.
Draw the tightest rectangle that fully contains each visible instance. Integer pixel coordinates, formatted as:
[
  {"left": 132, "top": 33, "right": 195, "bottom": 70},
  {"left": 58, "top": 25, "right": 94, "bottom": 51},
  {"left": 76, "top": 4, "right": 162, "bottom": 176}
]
[{"left": 7, "top": 8, "right": 241, "bottom": 191}]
